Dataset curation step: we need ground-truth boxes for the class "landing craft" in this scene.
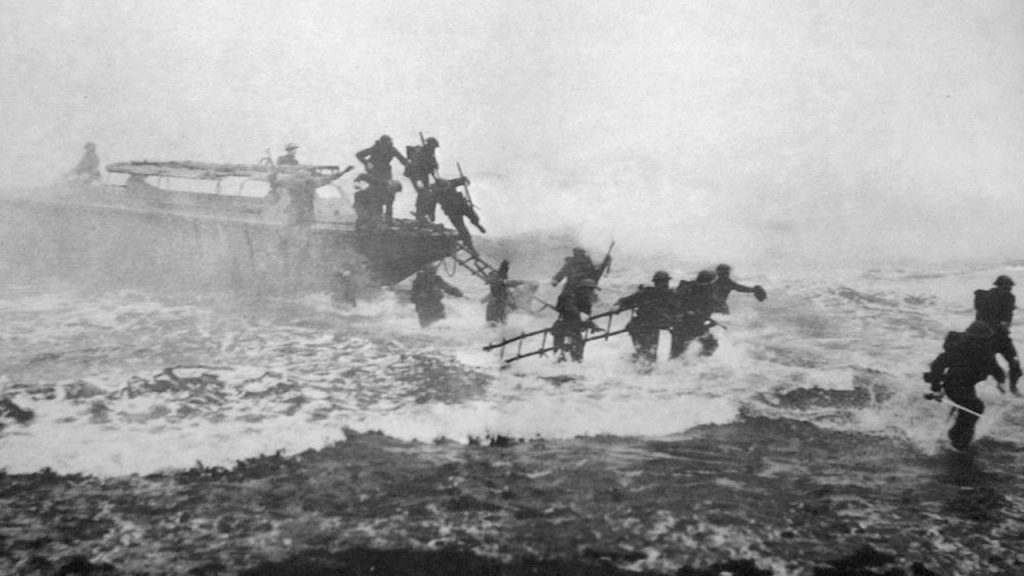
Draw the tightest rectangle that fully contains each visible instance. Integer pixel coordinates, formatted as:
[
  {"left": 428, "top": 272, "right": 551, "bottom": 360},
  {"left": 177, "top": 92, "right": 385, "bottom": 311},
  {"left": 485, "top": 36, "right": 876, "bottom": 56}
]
[{"left": 0, "top": 160, "right": 460, "bottom": 295}]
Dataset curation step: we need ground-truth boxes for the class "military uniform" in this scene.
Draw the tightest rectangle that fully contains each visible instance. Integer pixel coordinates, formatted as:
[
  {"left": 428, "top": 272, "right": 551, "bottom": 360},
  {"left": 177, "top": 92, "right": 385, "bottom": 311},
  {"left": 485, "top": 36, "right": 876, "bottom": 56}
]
[
  {"left": 411, "top": 268, "right": 463, "bottom": 328},
  {"left": 974, "top": 275, "right": 1021, "bottom": 391},
  {"left": 551, "top": 249, "right": 610, "bottom": 294},
  {"left": 926, "top": 322, "right": 1005, "bottom": 450},
  {"left": 485, "top": 261, "right": 523, "bottom": 326},
  {"left": 68, "top": 143, "right": 101, "bottom": 184},
  {"left": 356, "top": 135, "right": 408, "bottom": 182},
  {"left": 435, "top": 177, "right": 484, "bottom": 250},
  {"left": 711, "top": 264, "right": 766, "bottom": 314},
  {"left": 671, "top": 272, "right": 719, "bottom": 358},
  {"left": 552, "top": 281, "right": 599, "bottom": 362},
  {"left": 277, "top": 144, "right": 300, "bottom": 166},
  {"left": 406, "top": 139, "right": 440, "bottom": 220},
  {"left": 617, "top": 272, "right": 677, "bottom": 363}
]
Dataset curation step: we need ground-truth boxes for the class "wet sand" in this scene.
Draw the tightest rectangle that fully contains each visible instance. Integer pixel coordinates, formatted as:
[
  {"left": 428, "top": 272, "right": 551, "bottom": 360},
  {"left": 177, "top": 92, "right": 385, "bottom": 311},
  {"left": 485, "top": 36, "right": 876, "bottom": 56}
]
[{"left": 2, "top": 417, "right": 1022, "bottom": 575}]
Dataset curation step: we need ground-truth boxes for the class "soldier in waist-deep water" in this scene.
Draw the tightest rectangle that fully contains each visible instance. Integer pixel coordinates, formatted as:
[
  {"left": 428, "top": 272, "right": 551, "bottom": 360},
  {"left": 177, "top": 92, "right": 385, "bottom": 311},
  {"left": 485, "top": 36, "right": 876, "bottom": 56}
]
[
  {"left": 485, "top": 260, "right": 526, "bottom": 326},
  {"left": 410, "top": 265, "right": 464, "bottom": 328},
  {"left": 551, "top": 278, "right": 601, "bottom": 362},
  {"left": 711, "top": 263, "right": 766, "bottom": 314},
  {"left": 671, "top": 269, "right": 720, "bottom": 359},
  {"left": 615, "top": 270, "right": 677, "bottom": 364}
]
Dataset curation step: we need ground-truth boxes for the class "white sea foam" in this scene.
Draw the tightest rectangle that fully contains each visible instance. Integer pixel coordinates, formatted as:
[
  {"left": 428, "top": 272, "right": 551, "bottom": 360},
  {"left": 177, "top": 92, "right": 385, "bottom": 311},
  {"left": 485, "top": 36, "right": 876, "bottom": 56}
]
[{"left": 1, "top": 258, "right": 1022, "bottom": 475}]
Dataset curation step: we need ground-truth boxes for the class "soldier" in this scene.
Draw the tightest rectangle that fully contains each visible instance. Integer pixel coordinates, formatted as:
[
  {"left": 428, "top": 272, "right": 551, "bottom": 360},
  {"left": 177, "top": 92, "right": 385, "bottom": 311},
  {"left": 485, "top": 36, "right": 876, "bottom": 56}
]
[
  {"left": 356, "top": 134, "right": 408, "bottom": 182},
  {"left": 974, "top": 275, "right": 1021, "bottom": 394},
  {"left": 551, "top": 278, "right": 601, "bottom": 362},
  {"left": 277, "top": 143, "right": 300, "bottom": 166},
  {"left": 66, "top": 142, "right": 101, "bottom": 184},
  {"left": 331, "top": 269, "right": 358, "bottom": 308},
  {"left": 924, "top": 321, "right": 1006, "bottom": 451},
  {"left": 410, "top": 265, "right": 464, "bottom": 328},
  {"left": 406, "top": 137, "right": 440, "bottom": 221},
  {"left": 485, "top": 260, "right": 526, "bottom": 326},
  {"left": 711, "top": 263, "right": 766, "bottom": 314},
  {"left": 551, "top": 247, "right": 611, "bottom": 294},
  {"left": 434, "top": 177, "right": 485, "bottom": 252},
  {"left": 615, "top": 271, "right": 677, "bottom": 364},
  {"left": 671, "top": 270, "right": 720, "bottom": 358},
  {"left": 270, "top": 169, "right": 342, "bottom": 226}
]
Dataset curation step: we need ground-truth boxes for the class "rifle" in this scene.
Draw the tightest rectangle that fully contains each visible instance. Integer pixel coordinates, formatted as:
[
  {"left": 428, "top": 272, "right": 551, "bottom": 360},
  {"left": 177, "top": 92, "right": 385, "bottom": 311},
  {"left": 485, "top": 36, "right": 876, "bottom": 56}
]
[
  {"left": 457, "top": 162, "right": 474, "bottom": 206},
  {"left": 923, "top": 392, "right": 983, "bottom": 419},
  {"left": 600, "top": 241, "right": 615, "bottom": 278}
]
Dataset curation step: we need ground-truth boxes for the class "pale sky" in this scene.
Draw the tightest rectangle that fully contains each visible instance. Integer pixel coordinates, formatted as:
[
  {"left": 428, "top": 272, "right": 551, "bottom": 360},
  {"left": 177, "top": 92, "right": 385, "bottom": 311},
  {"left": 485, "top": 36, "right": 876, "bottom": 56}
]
[{"left": 2, "top": 0, "right": 1022, "bottom": 263}]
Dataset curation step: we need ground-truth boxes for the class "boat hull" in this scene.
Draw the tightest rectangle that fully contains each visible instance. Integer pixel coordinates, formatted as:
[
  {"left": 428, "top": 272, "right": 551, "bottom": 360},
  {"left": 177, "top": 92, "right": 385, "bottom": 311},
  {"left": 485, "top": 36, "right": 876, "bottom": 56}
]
[{"left": 0, "top": 184, "right": 458, "bottom": 293}]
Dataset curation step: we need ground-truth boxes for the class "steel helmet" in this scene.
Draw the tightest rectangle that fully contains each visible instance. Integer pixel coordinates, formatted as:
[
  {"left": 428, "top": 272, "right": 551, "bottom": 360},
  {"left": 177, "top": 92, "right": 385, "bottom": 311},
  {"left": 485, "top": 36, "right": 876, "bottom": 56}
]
[
  {"left": 577, "top": 278, "right": 599, "bottom": 290},
  {"left": 652, "top": 270, "right": 671, "bottom": 283},
  {"left": 696, "top": 269, "right": 717, "bottom": 284},
  {"left": 84, "top": 142, "right": 96, "bottom": 149},
  {"left": 426, "top": 137, "right": 439, "bottom": 147},
  {"left": 995, "top": 275, "right": 1015, "bottom": 288},
  {"left": 379, "top": 134, "right": 392, "bottom": 144},
  {"left": 285, "top": 143, "right": 299, "bottom": 151},
  {"left": 715, "top": 263, "right": 731, "bottom": 274},
  {"left": 572, "top": 247, "right": 587, "bottom": 256},
  {"left": 965, "top": 320, "right": 994, "bottom": 338}
]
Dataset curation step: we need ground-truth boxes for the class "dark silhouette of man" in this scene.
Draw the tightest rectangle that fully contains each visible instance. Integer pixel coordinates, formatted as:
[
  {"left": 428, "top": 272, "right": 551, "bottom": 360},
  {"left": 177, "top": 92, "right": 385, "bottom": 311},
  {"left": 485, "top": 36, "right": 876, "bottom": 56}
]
[
  {"left": 66, "top": 142, "right": 101, "bottom": 184},
  {"left": 434, "top": 177, "right": 485, "bottom": 252},
  {"left": 925, "top": 321, "right": 1006, "bottom": 451},
  {"left": 671, "top": 270, "right": 720, "bottom": 358},
  {"left": 552, "top": 278, "right": 601, "bottom": 362},
  {"left": 277, "top": 143, "right": 300, "bottom": 166},
  {"left": 551, "top": 247, "right": 611, "bottom": 294},
  {"left": 974, "top": 274, "right": 1021, "bottom": 394},
  {"left": 410, "top": 265, "right": 463, "bottom": 328},
  {"left": 616, "top": 271, "right": 677, "bottom": 364},
  {"left": 711, "top": 263, "right": 766, "bottom": 314}
]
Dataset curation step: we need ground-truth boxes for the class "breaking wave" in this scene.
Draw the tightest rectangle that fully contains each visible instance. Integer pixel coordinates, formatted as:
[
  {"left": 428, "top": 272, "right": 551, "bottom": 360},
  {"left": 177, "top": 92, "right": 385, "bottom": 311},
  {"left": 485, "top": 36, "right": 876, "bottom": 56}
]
[{"left": 1, "top": 256, "right": 1022, "bottom": 476}]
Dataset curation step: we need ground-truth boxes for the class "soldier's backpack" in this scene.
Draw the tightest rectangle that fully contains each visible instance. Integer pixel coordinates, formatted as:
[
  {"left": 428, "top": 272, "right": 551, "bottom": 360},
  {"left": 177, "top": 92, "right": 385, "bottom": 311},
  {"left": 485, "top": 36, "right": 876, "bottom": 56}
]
[
  {"left": 404, "top": 145, "right": 422, "bottom": 177},
  {"left": 943, "top": 330, "right": 968, "bottom": 352},
  {"left": 974, "top": 288, "right": 998, "bottom": 321}
]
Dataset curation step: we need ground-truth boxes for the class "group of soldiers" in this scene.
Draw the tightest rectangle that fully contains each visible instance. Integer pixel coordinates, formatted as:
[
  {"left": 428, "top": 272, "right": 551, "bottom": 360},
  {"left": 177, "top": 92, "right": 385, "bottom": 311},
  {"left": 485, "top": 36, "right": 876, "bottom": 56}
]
[
  {"left": 407, "top": 243, "right": 769, "bottom": 368},
  {"left": 551, "top": 257, "right": 766, "bottom": 364},
  {"left": 320, "top": 135, "right": 487, "bottom": 251},
  {"left": 924, "top": 275, "right": 1020, "bottom": 451}
]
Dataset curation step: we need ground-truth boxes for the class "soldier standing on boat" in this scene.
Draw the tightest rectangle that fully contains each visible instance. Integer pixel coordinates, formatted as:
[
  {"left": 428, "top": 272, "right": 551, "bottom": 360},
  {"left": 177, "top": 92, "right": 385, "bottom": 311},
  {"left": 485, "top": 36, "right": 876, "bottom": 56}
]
[
  {"left": 277, "top": 143, "right": 300, "bottom": 166},
  {"left": 272, "top": 169, "right": 342, "bottom": 226},
  {"left": 65, "top": 142, "right": 101, "bottom": 185},
  {"left": 552, "top": 278, "right": 601, "bottom": 362},
  {"left": 434, "top": 177, "right": 485, "bottom": 253},
  {"left": 551, "top": 247, "right": 612, "bottom": 294},
  {"left": 924, "top": 321, "right": 1006, "bottom": 451},
  {"left": 406, "top": 137, "right": 440, "bottom": 222},
  {"left": 974, "top": 275, "right": 1021, "bottom": 394},
  {"left": 356, "top": 135, "right": 408, "bottom": 226},
  {"left": 670, "top": 270, "right": 720, "bottom": 358},
  {"left": 615, "top": 271, "right": 677, "bottom": 364},
  {"left": 711, "top": 263, "right": 766, "bottom": 314},
  {"left": 411, "top": 265, "right": 464, "bottom": 328}
]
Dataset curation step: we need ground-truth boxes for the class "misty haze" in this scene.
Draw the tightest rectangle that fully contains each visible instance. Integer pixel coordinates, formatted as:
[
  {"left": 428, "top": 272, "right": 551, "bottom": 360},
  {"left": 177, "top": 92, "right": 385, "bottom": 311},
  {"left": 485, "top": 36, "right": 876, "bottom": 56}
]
[{"left": 0, "top": 2, "right": 1022, "bottom": 575}]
